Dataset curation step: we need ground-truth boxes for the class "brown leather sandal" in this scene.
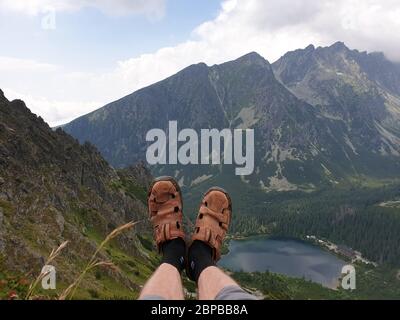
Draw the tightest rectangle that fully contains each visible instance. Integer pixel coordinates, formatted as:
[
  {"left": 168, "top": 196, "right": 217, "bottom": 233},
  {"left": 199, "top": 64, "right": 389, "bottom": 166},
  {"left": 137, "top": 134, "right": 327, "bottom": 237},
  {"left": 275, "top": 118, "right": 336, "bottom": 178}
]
[
  {"left": 191, "top": 187, "right": 232, "bottom": 261},
  {"left": 147, "top": 176, "right": 185, "bottom": 251}
]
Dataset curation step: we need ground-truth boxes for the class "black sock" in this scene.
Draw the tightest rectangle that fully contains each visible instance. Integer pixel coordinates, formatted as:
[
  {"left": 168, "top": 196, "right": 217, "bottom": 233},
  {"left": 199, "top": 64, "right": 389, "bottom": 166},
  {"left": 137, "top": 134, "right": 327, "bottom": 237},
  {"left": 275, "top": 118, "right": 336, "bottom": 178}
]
[
  {"left": 161, "top": 238, "right": 186, "bottom": 272},
  {"left": 187, "top": 240, "right": 215, "bottom": 282}
]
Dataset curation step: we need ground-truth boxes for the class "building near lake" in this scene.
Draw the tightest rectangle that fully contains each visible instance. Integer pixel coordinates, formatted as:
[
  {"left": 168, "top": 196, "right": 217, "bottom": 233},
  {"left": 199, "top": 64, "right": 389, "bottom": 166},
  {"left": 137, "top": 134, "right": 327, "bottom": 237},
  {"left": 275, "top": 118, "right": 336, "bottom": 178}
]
[{"left": 336, "top": 245, "right": 356, "bottom": 259}]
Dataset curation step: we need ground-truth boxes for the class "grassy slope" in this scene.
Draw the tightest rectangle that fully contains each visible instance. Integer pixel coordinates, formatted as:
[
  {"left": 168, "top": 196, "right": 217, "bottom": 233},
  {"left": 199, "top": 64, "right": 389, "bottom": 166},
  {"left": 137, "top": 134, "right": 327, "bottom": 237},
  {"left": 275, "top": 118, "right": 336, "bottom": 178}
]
[{"left": 0, "top": 175, "right": 158, "bottom": 300}]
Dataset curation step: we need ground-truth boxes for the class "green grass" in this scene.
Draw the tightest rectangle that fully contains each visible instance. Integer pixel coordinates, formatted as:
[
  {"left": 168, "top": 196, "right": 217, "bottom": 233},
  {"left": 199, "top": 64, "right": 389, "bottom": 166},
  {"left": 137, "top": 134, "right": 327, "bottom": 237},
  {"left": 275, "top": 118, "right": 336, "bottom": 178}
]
[
  {"left": 77, "top": 221, "right": 158, "bottom": 299},
  {"left": 0, "top": 199, "right": 15, "bottom": 216},
  {"left": 233, "top": 271, "right": 344, "bottom": 299},
  {"left": 6, "top": 203, "right": 159, "bottom": 300},
  {"left": 110, "top": 178, "right": 147, "bottom": 203},
  {"left": 0, "top": 269, "right": 30, "bottom": 300}
]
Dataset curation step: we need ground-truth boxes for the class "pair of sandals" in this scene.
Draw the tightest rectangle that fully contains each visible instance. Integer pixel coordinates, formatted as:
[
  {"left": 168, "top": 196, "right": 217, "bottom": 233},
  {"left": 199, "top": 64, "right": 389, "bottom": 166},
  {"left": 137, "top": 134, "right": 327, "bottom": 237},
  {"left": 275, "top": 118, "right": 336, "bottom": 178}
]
[{"left": 147, "top": 176, "right": 232, "bottom": 262}]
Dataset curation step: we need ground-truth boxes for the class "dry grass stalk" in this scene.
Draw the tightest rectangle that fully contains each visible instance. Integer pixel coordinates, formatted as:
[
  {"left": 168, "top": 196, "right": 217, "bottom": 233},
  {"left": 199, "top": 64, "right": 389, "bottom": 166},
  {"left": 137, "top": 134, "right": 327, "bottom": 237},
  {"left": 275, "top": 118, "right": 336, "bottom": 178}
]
[
  {"left": 59, "top": 221, "right": 138, "bottom": 300},
  {"left": 25, "top": 241, "right": 69, "bottom": 300}
]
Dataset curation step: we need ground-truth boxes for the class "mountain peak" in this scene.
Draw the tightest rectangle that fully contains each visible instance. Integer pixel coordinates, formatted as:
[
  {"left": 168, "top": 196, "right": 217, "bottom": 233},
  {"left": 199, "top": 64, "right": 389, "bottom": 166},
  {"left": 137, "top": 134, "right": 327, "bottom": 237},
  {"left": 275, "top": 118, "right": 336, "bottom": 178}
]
[
  {"left": 329, "top": 41, "right": 349, "bottom": 51},
  {"left": 241, "top": 51, "right": 264, "bottom": 59},
  {"left": 305, "top": 44, "right": 315, "bottom": 51},
  {"left": 178, "top": 61, "right": 208, "bottom": 75},
  {"left": 236, "top": 52, "right": 269, "bottom": 65}
]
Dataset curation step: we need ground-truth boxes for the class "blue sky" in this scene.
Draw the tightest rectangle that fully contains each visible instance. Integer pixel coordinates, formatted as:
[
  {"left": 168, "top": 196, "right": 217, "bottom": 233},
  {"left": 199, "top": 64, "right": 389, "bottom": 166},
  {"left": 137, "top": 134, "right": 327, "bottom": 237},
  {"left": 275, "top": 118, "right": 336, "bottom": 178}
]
[
  {"left": 0, "top": 0, "right": 399, "bottom": 126},
  {"left": 0, "top": 0, "right": 221, "bottom": 71}
]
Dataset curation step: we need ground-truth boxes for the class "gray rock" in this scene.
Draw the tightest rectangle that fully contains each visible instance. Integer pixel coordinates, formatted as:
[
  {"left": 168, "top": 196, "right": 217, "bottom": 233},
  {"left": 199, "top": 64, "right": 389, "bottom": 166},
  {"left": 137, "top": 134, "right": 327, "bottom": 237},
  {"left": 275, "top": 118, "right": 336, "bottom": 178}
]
[
  {"left": 54, "top": 209, "right": 65, "bottom": 234},
  {"left": 0, "top": 192, "right": 9, "bottom": 201}
]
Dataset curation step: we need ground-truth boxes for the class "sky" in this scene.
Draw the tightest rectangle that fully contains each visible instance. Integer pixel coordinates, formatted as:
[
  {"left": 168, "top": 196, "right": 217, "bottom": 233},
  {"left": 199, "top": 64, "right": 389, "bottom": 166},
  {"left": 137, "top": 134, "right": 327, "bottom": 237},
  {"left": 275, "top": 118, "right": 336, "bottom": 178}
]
[{"left": 1, "top": 0, "right": 400, "bottom": 126}]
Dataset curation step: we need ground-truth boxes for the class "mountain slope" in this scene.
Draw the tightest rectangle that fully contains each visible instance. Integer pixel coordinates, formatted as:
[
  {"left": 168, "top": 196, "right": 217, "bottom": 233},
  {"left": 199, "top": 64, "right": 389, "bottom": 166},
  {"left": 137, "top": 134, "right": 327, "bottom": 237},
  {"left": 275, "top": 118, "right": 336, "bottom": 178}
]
[
  {"left": 63, "top": 43, "right": 400, "bottom": 216},
  {"left": 0, "top": 89, "right": 156, "bottom": 299},
  {"left": 273, "top": 42, "right": 400, "bottom": 158}
]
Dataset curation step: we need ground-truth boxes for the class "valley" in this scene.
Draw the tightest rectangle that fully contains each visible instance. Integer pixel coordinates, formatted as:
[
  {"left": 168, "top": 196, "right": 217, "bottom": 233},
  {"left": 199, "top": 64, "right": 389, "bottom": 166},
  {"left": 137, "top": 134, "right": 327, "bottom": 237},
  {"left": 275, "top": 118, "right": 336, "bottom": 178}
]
[{"left": 1, "top": 42, "right": 400, "bottom": 299}]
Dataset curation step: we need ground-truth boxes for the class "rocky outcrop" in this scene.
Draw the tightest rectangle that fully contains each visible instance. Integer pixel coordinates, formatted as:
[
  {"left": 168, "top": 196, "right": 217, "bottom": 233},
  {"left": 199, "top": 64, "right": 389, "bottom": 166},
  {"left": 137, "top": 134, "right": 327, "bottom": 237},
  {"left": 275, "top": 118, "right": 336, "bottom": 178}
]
[{"left": 0, "top": 91, "right": 153, "bottom": 296}]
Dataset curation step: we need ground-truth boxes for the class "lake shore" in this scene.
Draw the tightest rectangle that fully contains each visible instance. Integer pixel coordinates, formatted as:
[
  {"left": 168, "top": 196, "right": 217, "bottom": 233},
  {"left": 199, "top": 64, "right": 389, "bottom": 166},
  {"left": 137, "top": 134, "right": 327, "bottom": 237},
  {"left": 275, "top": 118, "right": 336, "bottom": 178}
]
[{"left": 220, "top": 235, "right": 347, "bottom": 289}]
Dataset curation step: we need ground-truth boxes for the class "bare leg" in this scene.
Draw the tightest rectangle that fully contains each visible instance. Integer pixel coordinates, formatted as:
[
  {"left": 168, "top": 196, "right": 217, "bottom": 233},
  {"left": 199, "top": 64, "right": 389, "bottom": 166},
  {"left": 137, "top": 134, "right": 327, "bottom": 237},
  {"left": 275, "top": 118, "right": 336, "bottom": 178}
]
[
  {"left": 139, "top": 263, "right": 184, "bottom": 300},
  {"left": 197, "top": 266, "right": 238, "bottom": 300}
]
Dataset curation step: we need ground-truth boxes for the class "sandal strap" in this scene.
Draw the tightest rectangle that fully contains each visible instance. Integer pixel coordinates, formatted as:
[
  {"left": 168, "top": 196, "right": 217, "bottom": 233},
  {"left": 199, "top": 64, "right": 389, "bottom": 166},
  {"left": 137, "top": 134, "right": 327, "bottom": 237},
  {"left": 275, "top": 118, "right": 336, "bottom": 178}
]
[
  {"left": 154, "top": 222, "right": 184, "bottom": 245},
  {"left": 192, "top": 190, "right": 232, "bottom": 261},
  {"left": 147, "top": 179, "right": 184, "bottom": 251}
]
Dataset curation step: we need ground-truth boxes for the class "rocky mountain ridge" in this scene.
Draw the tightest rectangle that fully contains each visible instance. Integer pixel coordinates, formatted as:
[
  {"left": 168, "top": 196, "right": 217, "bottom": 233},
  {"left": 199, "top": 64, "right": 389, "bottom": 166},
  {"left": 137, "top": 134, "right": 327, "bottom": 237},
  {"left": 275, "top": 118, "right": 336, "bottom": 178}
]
[
  {"left": 59, "top": 42, "right": 400, "bottom": 213},
  {"left": 0, "top": 89, "right": 155, "bottom": 298}
]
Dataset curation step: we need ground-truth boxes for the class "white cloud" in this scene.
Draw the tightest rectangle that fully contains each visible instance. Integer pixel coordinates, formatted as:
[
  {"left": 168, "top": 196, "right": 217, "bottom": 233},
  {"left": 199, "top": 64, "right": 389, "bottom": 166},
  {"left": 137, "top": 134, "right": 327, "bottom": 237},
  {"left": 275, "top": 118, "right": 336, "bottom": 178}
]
[
  {"left": 1, "top": 0, "right": 400, "bottom": 126},
  {"left": 0, "top": 56, "right": 58, "bottom": 72},
  {"left": 3, "top": 87, "right": 102, "bottom": 127},
  {"left": 190, "top": 0, "right": 400, "bottom": 62},
  {"left": 0, "top": 0, "right": 166, "bottom": 18}
]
